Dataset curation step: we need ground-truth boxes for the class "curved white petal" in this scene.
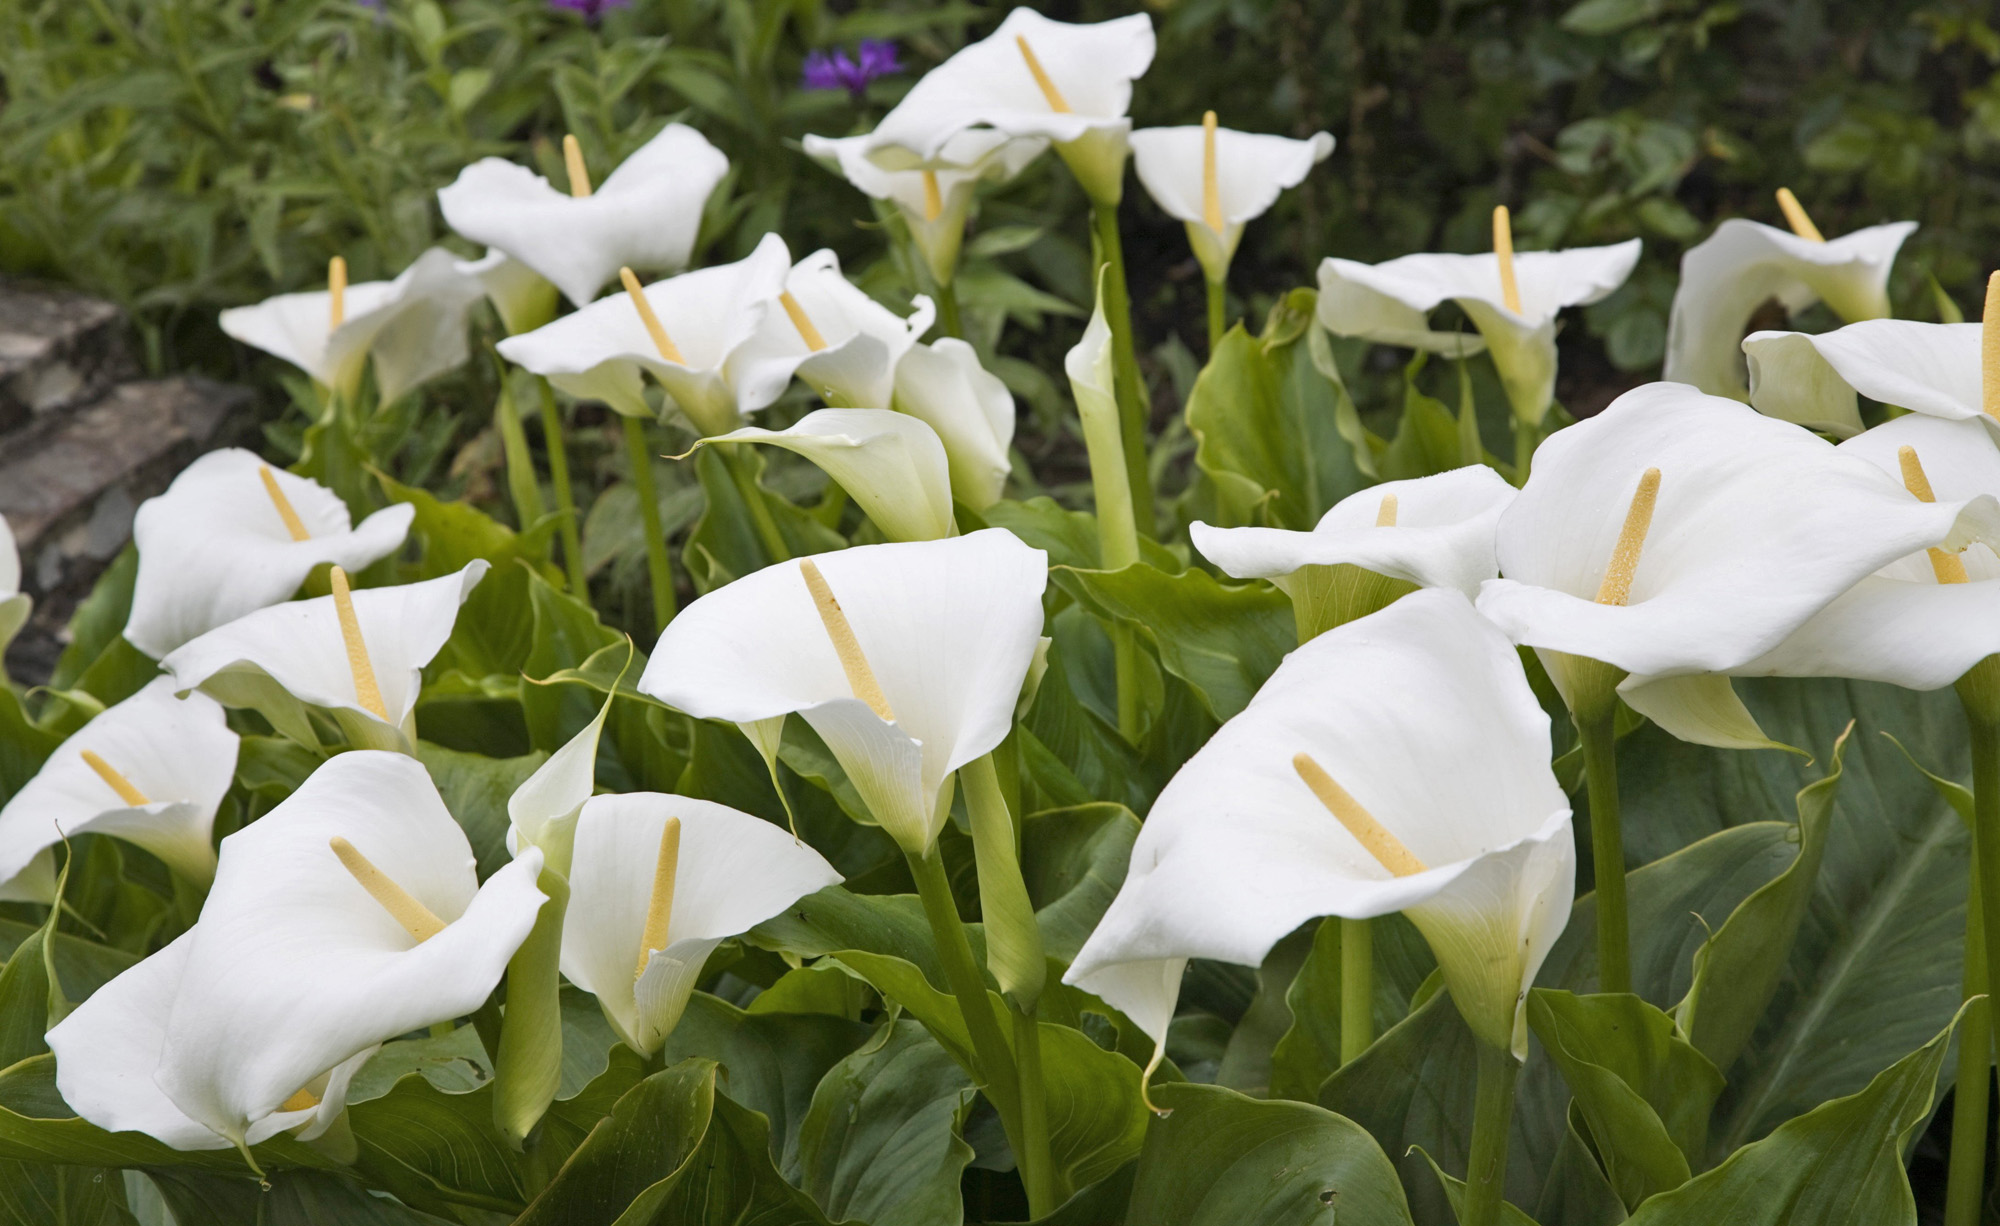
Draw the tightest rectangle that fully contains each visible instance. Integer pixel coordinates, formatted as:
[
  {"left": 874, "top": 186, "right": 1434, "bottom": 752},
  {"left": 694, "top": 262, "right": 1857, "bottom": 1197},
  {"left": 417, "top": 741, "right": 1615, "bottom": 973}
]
[
  {"left": 1316, "top": 260, "right": 1486, "bottom": 357},
  {"left": 161, "top": 562, "right": 488, "bottom": 735},
  {"left": 1742, "top": 330, "right": 1864, "bottom": 437},
  {"left": 732, "top": 249, "right": 933, "bottom": 410},
  {"left": 1476, "top": 383, "right": 2000, "bottom": 678},
  {"left": 508, "top": 689, "right": 614, "bottom": 875},
  {"left": 0, "top": 678, "right": 236, "bottom": 890},
  {"left": 455, "top": 250, "right": 559, "bottom": 336},
  {"left": 1614, "top": 672, "right": 1782, "bottom": 752},
  {"left": 438, "top": 124, "right": 730, "bottom": 308},
  {"left": 560, "top": 793, "right": 840, "bottom": 1054},
  {"left": 1066, "top": 588, "right": 1571, "bottom": 1057},
  {"left": 155, "top": 752, "right": 545, "bottom": 1146},
  {"left": 1747, "top": 320, "right": 1986, "bottom": 426},
  {"left": 699, "top": 409, "right": 955, "bottom": 543},
  {"left": 892, "top": 339, "right": 1014, "bottom": 510},
  {"left": 1192, "top": 465, "right": 1515, "bottom": 596},
  {"left": 1663, "top": 219, "right": 1916, "bottom": 399},
  {"left": 124, "top": 449, "right": 414, "bottom": 659}
]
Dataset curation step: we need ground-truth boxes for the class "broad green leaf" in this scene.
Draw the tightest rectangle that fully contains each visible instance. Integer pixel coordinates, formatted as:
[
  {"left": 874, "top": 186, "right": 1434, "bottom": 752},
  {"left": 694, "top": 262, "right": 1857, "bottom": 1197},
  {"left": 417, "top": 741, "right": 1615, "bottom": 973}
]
[
  {"left": 1534, "top": 1105, "right": 1629, "bottom": 1226},
  {"left": 1125, "top": 1082, "right": 1413, "bottom": 1226},
  {"left": 142, "top": 1168, "right": 449, "bottom": 1226},
  {"left": 1018, "top": 645, "right": 1158, "bottom": 816},
  {"left": 0, "top": 931, "right": 54, "bottom": 1068},
  {"left": 797, "top": 1019, "right": 974, "bottom": 1226},
  {"left": 748, "top": 886, "right": 966, "bottom": 993},
  {"left": 0, "top": 923, "right": 133, "bottom": 1011},
  {"left": 520, "top": 571, "right": 622, "bottom": 752},
  {"left": 414, "top": 740, "right": 546, "bottom": 881},
  {"left": 46, "top": 548, "right": 156, "bottom": 708},
  {"left": 0, "top": 685, "right": 63, "bottom": 802},
  {"left": 0, "top": 1158, "right": 136, "bottom": 1225},
  {"left": 1020, "top": 803, "right": 1140, "bottom": 964},
  {"left": 1413, "top": 1149, "right": 1541, "bottom": 1226},
  {"left": 973, "top": 497, "right": 1182, "bottom": 572},
  {"left": 1268, "top": 914, "right": 1436, "bottom": 1104},
  {"left": 347, "top": 1068, "right": 528, "bottom": 1216},
  {"left": 682, "top": 448, "right": 845, "bottom": 594},
  {"left": 348, "top": 1027, "right": 491, "bottom": 1104}
]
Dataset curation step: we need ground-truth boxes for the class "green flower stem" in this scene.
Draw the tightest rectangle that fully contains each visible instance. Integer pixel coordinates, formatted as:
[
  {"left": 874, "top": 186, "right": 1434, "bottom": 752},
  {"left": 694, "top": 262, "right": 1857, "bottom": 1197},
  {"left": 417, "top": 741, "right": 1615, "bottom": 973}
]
[
  {"left": 1089, "top": 200, "right": 1154, "bottom": 535},
  {"left": 493, "top": 868, "right": 568, "bottom": 1148},
  {"left": 1960, "top": 657, "right": 2000, "bottom": 1055},
  {"left": 1578, "top": 704, "right": 1631, "bottom": 995},
  {"left": 721, "top": 448, "right": 792, "bottom": 565},
  {"left": 620, "top": 416, "right": 674, "bottom": 633},
  {"left": 906, "top": 847, "right": 1026, "bottom": 1143},
  {"left": 494, "top": 376, "right": 547, "bottom": 526},
  {"left": 1512, "top": 416, "right": 1537, "bottom": 487},
  {"left": 1010, "top": 1003, "right": 1058, "bottom": 1218},
  {"left": 1945, "top": 860, "right": 1990, "bottom": 1226},
  {"left": 936, "top": 278, "right": 965, "bottom": 340},
  {"left": 537, "top": 379, "right": 590, "bottom": 603},
  {"left": 1205, "top": 278, "right": 1226, "bottom": 354},
  {"left": 1463, "top": 1040, "right": 1521, "bottom": 1226},
  {"left": 1339, "top": 917, "right": 1373, "bottom": 1065}
]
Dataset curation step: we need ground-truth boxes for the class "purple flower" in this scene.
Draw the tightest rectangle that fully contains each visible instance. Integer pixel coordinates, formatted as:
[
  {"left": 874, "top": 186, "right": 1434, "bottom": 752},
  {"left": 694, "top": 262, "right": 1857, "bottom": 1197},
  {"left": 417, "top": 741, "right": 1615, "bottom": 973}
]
[
  {"left": 550, "top": 0, "right": 629, "bottom": 20},
  {"left": 802, "top": 40, "right": 901, "bottom": 99}
]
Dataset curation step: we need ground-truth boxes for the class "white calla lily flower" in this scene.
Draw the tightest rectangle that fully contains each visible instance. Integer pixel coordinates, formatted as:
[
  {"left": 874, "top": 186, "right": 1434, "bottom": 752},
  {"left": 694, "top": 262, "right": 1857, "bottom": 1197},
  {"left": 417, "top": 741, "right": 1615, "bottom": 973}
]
[
  {"left": 560, "top": 793, "right": 840, "bottom": 1055},
  {"left": 0, "top": 514, "right": 28, "bottom": 661},
  {"left": 892, "top": 338, "right": 1015, "bottom": 510},
  {"left": 1191, "top": 465, "right": 1517, "bottom": 599},
  {"left": 1743, "top": 320, "right": 1988, "bottom": 438},
  {"left": 1475, "top": 383, "right": 2000, "bottom": 747},
  {"left": 50, "top": 751, "right": 546, "bottom": 1151},
  {"left": 0, "top": 678, "right": 236, "bottom": 900},
  {"left": 639, "top": 530, "right": 1048, "bottom": 854},
  {"left": 496, "top": 233, "right": 792, "bottom": 435},
  {"left": 732, "top": 249, "right": 935, "bottom": 410},
  {"left": 804, "top": 129, "right": 1047, "bottom": 286},
  {"left": 864, "top": 9, "right": 1155, "bottom": 205},
  {"left": 507, "top": 690, "right": 615, "bottom": 879},
  {"left": 455, "top": 249, "right": 561, "bottom": 337},
  {"left": 438, "top": 123, "right": 730, "bottom": 310},
  {"left": 1317, "top": 236, "right": 1642, "bottom": 425},
  {"left": 1066, "top": 588, "right": 1573, "bottom": 1062},
  {"left": 123, "top": 449, "right": 414, "bottom": 660},
  {"left": 1131, "top": 117, "right": 1333, "bottom": 285},
  {"left": 1663, "top": 216, "right": 1916, "bottom": 399},
  {"left": 693, "top": 409, "right": 956, "bottom": 542},
  {"left": 161, "top": 562, "right": 488, "bottom": 753},
  {"left": 218, "top": 248, "right": 483, "bottom": 403}
]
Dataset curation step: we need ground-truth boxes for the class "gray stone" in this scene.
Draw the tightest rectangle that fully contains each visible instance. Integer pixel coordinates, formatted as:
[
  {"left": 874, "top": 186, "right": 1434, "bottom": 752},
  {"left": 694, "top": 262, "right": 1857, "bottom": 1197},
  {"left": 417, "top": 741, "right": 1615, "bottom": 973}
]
[{"left": 0, "top": 281, "right": 137, "bottom": 435}]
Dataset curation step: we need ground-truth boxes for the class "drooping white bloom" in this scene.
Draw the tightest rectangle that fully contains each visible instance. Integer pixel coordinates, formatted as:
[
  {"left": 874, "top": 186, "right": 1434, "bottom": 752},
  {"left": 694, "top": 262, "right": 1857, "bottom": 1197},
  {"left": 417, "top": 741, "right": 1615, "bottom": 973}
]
[
  {"left": 892, "top": 338, "right": 1015, "bottom": 510},
  {"left": 1067, "top": 588, "right": 1573, "bottom": 1061},
  {"left": 1131, "top": 119, "right": 1333, "bottom": 285},
  {"left": 864, "top": 9, "right": 1156, "bottom": 205},
  {"left": 438, "top": 123, "right": 730, "bottom": 309},
  {"left": 48, "top": 752, "right": 545, "bottom": 1151},
  {"left": 496, "top": 233, "right": 792, "bottom": 436},
  {"left": 639, "top": 531, "right": 1048, "bottom": 854},
  {"left": 123, "top": 449, "right": 414, "bottom": 660},
  {"left": 804, "top": 128, "right": 1047, "bottom": 287},
  {"left": 218, "top": 248, "right": 483, "bottom": 403},
  {"left": 694, "top": 409, "right": 956, "bottom": 542},
  {"left": 1743, "top": 320, "right": 1987, "bottom": 438},
  {"left": 161, "top": 562, "right": 488, "bottom": 754},
  {"left": 1663, "top": 217, "right": 1916, "bottom": 400},
  {"left": 1191, "top": 465, "right": 1517, "bottom": 599},
  {"left": 560, "top": 793, "right": 840, "bottom": 1055},
  {"left": 0, "top": 678, "right": 237, "bottom": 901},
  {"left": 0, "top": 514, "right": 27, "bottom": 661},
  {"left": 731, "top": 249, "right": 935, "bottom": 410},
  {"left": 1317, "top": 239, "right": 1642, "bottom": 425}
]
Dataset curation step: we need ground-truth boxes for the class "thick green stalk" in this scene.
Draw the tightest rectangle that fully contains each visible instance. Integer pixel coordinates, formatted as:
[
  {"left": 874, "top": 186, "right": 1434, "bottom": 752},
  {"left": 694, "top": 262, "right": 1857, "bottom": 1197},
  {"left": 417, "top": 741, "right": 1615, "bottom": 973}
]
[
  {"left": 537, "top": 380, "right": 590, "bottom": 602},
  {"left": 1089, "top": 200, "right": 1154, "bottom": 534},
  {"left": 1463, "top": 1040, "right": 1520, "bottom": 1226},
  {"left": 620, "top": 416, "right": 674, "bottom": 633},
  {"left": 1205, "top": 278, "right": 1226, "bottom": 354},
  {"left": 1578, "top": 706, "right": 1631, "bottom": 995},
  {"left": 493, "top": 869, "right": 568, "bottom": 1147},
  {"left": 906, "top": 849, "right": 1025, "bottom": 1133},
  {"left": 721, "top": 448, "right": 792, "bottom": 564},
  {"left": 494, "top": 377, "right": 547, "bottom": 528},
  {"left": 1945, "top": 858, "right": 1991, "bottom": 1226},
  {"left": 1339, "top": 917, "right": 1373, "bottom": 1065},
  {"left": 936, "top": 279, "right": 965, "bottom": 340},
  {"left": 1010, "top": 1004, "right": 1057, "bottom": 1218}
]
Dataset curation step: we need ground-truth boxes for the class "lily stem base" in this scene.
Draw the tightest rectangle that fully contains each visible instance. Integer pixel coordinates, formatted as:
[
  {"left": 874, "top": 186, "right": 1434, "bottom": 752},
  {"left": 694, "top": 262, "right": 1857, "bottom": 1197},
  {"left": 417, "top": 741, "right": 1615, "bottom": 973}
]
[
  {"left": 1946, "top": 855, "right": 1992, "bottom": 1226},
  {"left": 538, "top": 379, "right": 590, "bottom": 604},
  {"left": 1340, "top": 917, "right": 1373, "bottom": 1065},
  {"left": 1464, "top": 1040, "right": 1520, "bottom": 1226},
  {"left": 1205, "top": 278, "right": 1226, "bottom": 354},
  {"left": 621, "top": 416, "right": 674, "bottom": 632},
  {"left": 1578, "top": 706, "right": 1631, "bottom": 995}
]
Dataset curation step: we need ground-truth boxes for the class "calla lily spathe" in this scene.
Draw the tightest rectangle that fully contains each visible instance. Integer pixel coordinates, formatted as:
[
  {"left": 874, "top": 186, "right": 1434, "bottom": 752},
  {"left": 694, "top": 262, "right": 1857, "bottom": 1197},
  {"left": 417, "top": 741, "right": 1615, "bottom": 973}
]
[
  {"left": 48, "top": 751, "right": 545, "bottom": 1150},
  {"left": 694, "top": 409, "right": 957, "bottom": 542},
  {"left": 496, "top": 233, "right": 793, "bottom": 436},
  {"left": 893, "top": 338, "right": 1015, "bottom": 510},
  {"left": 1475, "top": 382, "right": 2000, "bottom": 746},
  {"left": 1743, "top": 319, "right": 1987, "bottom": 438},
  {"left": 639, "top": 530, "right": 1048, "bottom": 854},
  {"left": 864, "top": 9, "right": 1155, "bottom": 205},
  {"left": 123, "top": 449, "right": 414, "bottom": 660},
  {"left": 160, "top": 562, "right": 489, "bottom": 753},
  {"left": 559, "top": 793, "right": 840, "bottom": 1055},
  {"left": 1191, "top": 465, "right": 1517, "bottom": 599},
  {"left": 0, "top": 514, "right": 27, "bottom": 661},
  {"left": 1130, "top": 122, "right": 1333, "bottom": 285},
  {"left": 1663, "top": 217, "right": 1916, "bottom": 400},
  {"left": 438, "top": 123, "right": 730, "bottom": 310},
  {"left": 218, "top": 248, "right": 483, "bottom": 403},
  {"left": 1317, "top": 239, "right": 1642, "bottom": 425},
  {"left": 455, "top": 249, "right": 561, "bottom": 337},
  {"left": 1066, "top": 588, "right": 1573, "bottom": 1061},
  {"left": 0, "top": 678, "right": 237, "bottom": 901},
  {"left": 732, "top": 248, "right": 935, "bottom": 410},
  {"left": 804, "top": 129, "right": 1046, "bottom": 287}
]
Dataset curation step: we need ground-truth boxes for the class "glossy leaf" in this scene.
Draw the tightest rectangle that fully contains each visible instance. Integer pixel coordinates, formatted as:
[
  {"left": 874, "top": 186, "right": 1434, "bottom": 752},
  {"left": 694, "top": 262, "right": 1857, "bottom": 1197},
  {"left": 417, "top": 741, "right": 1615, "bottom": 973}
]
[{"left": 797, "top": 1019, "right": 975, "bottom": 1226}]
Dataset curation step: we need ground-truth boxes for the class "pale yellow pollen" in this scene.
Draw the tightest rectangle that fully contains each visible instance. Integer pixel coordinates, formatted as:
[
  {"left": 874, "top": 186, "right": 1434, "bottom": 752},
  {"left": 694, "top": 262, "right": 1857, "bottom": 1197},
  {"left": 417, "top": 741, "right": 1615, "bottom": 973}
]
[
  {"left": 279, "top": 1087, "right": 321, "bottom": 1113},
  {"left": 562, "top": 134, "right": 592, "bottom": 198},
  {"left": 259, "top": 465, "right": 311, "bottom": 542},
  {"left": 1983, "top": 272, "right": 1999, "bottom": 423},
  {"left": 1898, "top": 445, "right": 1970, "bottom": 585},
  {"left": 329, "top": 836, "right": 446, "bottom": 942},
  {"left": 920, "top": 171, "right": 943, "bottom": 223},
  {"left": 329, "top": 566, "right": 388, "bottom": 721},
  {"left": 81, "top": 749, "right": 149, "bottom": 807},
  {"left": 1775, "top": 187, "right": 1824, "bottom": 243},
  {"left": 634, "top": 817, "right": 681, "bottom": 982},
  {"left": 1292, "top": 753, "right": 1428, "bottom": 877},
  {"left": 327, "top": 257, "right": 347, "bottom": 331},
  {"left": 1595, "top": 468, "right": 1661, "bottom": 607},
  {"left": 1015, "top": 36, "right": 1071, "bottom": 113},
  {"left": 799, "top": 559, "right": 895, "bottom": 722},
  {"left": 619, "top": 267, "right": 686, "bottom": 364},
  {"left": 1201, "top": 110, "right": 1223, "bottom": 233},
  {"left": 1375, "top": 492, "right": 1398, "bottom": 528},
  {"left": 779, "top": 290, "right": 828, "bottom": 353},
  {"left": 1492, "top": 205, "right": 1522, "bottom": 315}
]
